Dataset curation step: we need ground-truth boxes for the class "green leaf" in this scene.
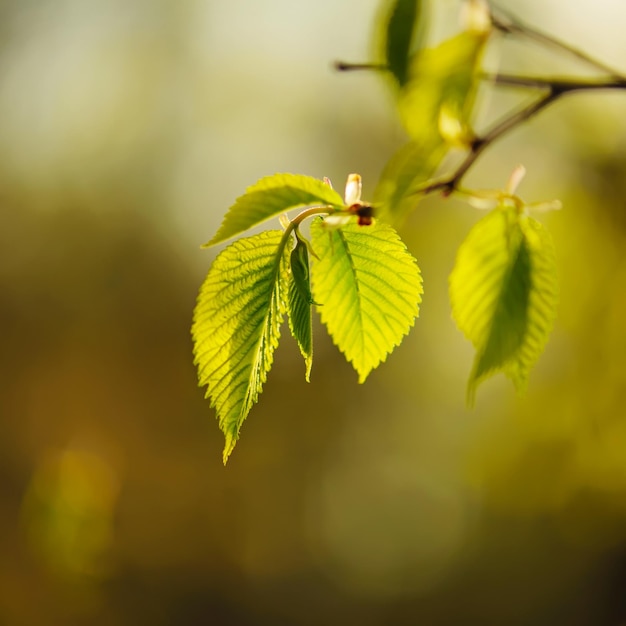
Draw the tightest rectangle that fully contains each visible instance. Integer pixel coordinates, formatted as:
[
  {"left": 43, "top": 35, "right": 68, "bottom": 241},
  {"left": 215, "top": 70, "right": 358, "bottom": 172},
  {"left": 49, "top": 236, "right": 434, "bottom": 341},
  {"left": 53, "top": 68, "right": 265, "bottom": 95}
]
[
  {"left": 373, "top": 134, "right": 448, "bottom": 225},
  {"left": 287, "top": 237, "right": 314, "bottom": 381},
  {"left": 380, "top": 0, "right": 424, "bottom": 87},
  {"left": 204, "top": 174, "right": 345, "bottom": 248},
  {"left": 310, "top": 218, "right": 423, "bottom": 382},
  {"left": 449, "top": 205, "right": 559, "bottom": 405},
  {"left": 399, "top": 30, "right": 488, "bottom": 146},
  {"left": 192, "top": 230, "right": 290, "bottom": 463}
]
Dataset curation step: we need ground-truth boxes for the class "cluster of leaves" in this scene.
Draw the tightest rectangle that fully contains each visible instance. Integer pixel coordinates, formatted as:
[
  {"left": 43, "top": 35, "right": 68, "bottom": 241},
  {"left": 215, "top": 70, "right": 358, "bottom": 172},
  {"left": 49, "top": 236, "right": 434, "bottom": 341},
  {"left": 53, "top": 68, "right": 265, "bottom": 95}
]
[
  {"left": 193, "top": 0, "right": 562, "bottom": 463},
  {"left": 193, "top": 174, "right": 422, "bottom": 463}
]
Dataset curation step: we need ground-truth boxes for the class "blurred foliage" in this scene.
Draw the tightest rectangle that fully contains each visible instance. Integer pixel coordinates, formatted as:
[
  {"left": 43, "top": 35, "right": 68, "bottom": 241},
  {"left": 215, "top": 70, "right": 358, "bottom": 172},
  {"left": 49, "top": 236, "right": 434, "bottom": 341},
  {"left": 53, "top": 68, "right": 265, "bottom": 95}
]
[
  {"left": 378, "top": 0, "right": 425, "bottom": 87},
  {"left": 21, "top": 448, "right": 119, "bottom": 581},
  {"left": 398, "top": 29, "right": 487, "bottom": 146},
  {"left": 449, "top": 203, "right": 558, "bottom": 404},
  {"left": 1, "top": 0, "right": 626, "bottom": 625}
]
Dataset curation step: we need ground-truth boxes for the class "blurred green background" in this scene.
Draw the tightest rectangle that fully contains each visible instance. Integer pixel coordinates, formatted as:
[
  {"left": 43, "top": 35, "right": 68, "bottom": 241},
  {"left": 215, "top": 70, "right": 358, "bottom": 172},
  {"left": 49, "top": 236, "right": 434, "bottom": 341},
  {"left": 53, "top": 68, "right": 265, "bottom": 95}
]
[{"left": 2, "top": 0, "right": 626, "bottom": 624}]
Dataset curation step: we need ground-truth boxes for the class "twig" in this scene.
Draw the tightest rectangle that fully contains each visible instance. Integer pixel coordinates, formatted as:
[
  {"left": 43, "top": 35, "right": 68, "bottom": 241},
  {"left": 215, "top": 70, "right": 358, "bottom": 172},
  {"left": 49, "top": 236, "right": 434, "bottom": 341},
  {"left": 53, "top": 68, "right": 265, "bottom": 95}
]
[
  {"left": 335, "top": 2, "right": 626, "bottom": 198},
  {"left": 482, "top": 72, "right": 626, "bottom": 93},
  {"left": 489, "top": 2, "right": 625, "bottom": 80},
  {"left": 420, "top": 5, "right": 626, "bottom": 196},
  {"left": 421, "top": 92, "right": 559, "bottom": 196},
  {"left": 334, "top": 61, "right": 387, "bottom": 72}
]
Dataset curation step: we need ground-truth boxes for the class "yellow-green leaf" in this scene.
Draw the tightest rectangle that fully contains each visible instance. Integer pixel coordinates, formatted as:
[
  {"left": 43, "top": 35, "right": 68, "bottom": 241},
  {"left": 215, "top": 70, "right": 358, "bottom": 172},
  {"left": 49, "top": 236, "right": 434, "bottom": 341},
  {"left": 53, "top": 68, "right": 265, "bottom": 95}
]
[
  {"left": 373, "top": 134, "right": 448, "bottom": 225},
  {"left": 310, "top": 218, "right": 422, "bottom": 382},
  {"left": 287, "top": 238, "right": 314, "bottom": 381},
  {"left": 192, "top": 230, "right": 290, "bottom": 463},
  {"left": 449, "top": 205, "right": 559, "bottom": 404},
  {"left": 399, "top": 30, "right": 488, "bottom": 146},
  {"left": 204, "top": 174, "right": 344, "bottom": 248}
]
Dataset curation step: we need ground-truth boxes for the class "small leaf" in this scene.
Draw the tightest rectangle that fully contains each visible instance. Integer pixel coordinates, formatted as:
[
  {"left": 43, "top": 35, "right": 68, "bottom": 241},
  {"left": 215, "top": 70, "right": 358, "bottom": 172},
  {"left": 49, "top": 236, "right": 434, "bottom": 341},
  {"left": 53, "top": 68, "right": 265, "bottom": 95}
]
[
  {"left": 449, "top": 205, "right": 559, "bottom": 404},
  {"left": 291, "top": 236, "right": 315, "bottom": 304},
  {"left": 381, "top": 0, "right": 424, "bottom": 87},
  {"left": 287, "top": 238, "right": 315, "bottom": 381},
  {"left": 192, "top": 230, "right": 290, "bottom": 463},
  {"left": 373, "top": 134, "right": 448, "bottom": 225},
  {"left": 399, "top": 30, "right": 488, "bottom": 145},
  {"left": 310, "top": 218, "right": 423, "bottom": 382},
  {"left": 204, "top": 174, "right": 345, "bottom": 248}
]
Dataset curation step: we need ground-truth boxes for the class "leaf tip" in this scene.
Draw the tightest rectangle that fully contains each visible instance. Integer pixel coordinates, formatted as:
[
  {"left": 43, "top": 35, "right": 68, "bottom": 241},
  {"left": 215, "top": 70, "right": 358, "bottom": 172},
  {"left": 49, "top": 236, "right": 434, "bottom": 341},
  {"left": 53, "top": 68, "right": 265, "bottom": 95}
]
[
  {"left": 465, "top": 363, "right": 480, "bottom": 407},
  {"left": 357, "top": 370, "right": 370, "bottom": 384},
  {"left": 222, "top": 434, "right": 237, "bottom": 465},
  {"left": 466, "top": 380, "right": 477, "bottom": 408},
  {"left": 510, "top": 370, "right": 529, "bottom": 398}
]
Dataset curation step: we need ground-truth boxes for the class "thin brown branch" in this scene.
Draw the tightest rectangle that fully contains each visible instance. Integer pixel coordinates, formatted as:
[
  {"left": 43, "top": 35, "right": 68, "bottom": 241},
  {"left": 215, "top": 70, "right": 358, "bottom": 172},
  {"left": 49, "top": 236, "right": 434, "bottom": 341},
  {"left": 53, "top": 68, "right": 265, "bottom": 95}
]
[
  {"left": 421, "top": 92, "right": 559, "bottom": 196},
  {"left": 420, "top": 71, "right": 626, "bottom": 196},
  {"left": 489, "top": 2, "right": 625, "bottom": 80},
  {"left": 482, "top": 72, "right": 626, "bottom": 93},
  {"left": 333, "top": 61, "right": 387, "bottom": 72},
  {"left": 335, "top": 3, "right": 626, "bottom": 200}
]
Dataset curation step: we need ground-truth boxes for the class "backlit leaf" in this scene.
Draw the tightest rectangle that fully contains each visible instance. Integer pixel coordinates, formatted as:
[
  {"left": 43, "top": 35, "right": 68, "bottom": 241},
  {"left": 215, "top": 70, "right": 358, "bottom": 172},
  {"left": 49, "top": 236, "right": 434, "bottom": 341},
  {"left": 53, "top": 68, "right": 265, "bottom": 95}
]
[
  {"left": 192, "top": 230, "right": 290, "bottom": 463},
  {"left": 399, "top": 30, "right": 488, "bottom": 146},
  {"left": 287, "top": 237, "right": 314, "bottom": 381},
  {"left": 310, "top": 218, "right": 422, "bottom": 382},
  {"left": 381, "top": 0, "right": 424, "bottom": 86},
  {"left": 373, "top": 134, "right": 448, "bottom": 225},
  {"left": 204, "top": 174, "right": 344, "bottom": 248},
  {"left": 449, "top": 205, "right": 558, "bottom": 404}
]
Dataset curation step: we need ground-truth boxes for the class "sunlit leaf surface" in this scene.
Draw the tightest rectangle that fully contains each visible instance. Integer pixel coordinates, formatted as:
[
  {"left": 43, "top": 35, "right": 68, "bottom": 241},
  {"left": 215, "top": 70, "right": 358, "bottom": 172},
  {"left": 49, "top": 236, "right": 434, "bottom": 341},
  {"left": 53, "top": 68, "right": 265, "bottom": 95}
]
[
  {"left": 310, "top": 218, "right": 422, "bottom": 382},
  {"left": 192, "top": 230, "right": 289, "bottom": 462},
  {"left": 204, "top": 174, "right": 344, "bottom": 248},
  {"left": 450, "top": 205, "right": 558, "bottom": 404}
]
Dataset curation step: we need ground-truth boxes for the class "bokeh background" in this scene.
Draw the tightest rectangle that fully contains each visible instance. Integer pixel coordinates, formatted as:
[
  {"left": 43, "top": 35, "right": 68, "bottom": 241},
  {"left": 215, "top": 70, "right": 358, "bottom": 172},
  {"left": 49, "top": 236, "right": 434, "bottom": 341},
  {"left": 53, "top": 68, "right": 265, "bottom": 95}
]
[{"left": 2, "top": 0, "right": 626, "bottom": 624}]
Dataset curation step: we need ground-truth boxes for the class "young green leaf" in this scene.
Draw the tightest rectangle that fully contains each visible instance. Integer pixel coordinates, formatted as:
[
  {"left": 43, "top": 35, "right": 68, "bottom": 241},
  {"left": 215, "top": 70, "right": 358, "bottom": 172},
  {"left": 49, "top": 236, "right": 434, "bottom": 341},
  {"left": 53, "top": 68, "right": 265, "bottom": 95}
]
[
  {"left": 204, "top": 174, "right": 345, "bottom": 248},
  {"left": 449, "top": 205, "right": 558, "bottom": 405},
  {"left": 373, "top": 135, "right": 448, "bottom": 225},
  {"left": 192, "top": 230, "right": 290, "bottom": 463},
  {"left": 399, "top": 30, "right": 489, "bottom": 146},
  {"left": 287, "top": 237, "right": 315, "bottom": 381},
  {"left": 310, "top": 218, "right": 423, "bottom": 382},
  {"left": 380, "top": 0, "right": 424, "bottom": 87}
]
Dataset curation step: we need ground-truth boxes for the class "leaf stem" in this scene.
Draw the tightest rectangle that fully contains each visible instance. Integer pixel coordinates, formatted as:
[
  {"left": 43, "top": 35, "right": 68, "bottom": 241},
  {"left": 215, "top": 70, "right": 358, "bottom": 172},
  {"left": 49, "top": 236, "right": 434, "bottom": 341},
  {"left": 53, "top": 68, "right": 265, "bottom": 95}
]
[
  {"left": 277, "top": 205, "right": 334, "bottom": 257},
  {"left": 289, "top": 206, "right": 335, "bottom": 229}
]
